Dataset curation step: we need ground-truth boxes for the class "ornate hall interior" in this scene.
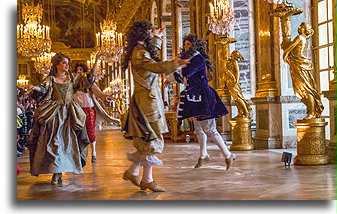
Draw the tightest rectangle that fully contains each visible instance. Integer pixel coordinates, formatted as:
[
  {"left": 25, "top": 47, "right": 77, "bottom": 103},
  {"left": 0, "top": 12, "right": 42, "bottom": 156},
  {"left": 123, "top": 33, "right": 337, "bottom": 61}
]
[{"left": 16, "top": 0, "right": 336, "bottom": 201}]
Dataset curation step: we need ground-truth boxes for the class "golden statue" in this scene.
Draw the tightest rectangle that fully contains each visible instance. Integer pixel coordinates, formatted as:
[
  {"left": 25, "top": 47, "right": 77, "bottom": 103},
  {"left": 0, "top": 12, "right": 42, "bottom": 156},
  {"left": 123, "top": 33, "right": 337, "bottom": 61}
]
[
  {"left": 224, "top": 50, "right": 252, "bottom": 118},
  {"left": 283, "top": 22, "right": 324, "bottom": 119}
]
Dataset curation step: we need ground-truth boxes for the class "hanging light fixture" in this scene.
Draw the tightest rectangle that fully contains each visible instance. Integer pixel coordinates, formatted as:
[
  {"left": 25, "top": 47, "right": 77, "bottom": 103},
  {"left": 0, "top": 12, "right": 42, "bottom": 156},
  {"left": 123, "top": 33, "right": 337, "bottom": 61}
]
[
  {"left": 95, "top": 0, "right": 123, "bottom": 64},
  {"left": 31, "top": 52, "right": 56, "bottom": 75},
  {"left": 17, "top": 3, "right": 52, "bottom": 57},
  {"left": 208, "top": 0, "right": 235, "bottom": 35},
  {"left": 95, "top": 13, "right": 123, "bottom": 63}
]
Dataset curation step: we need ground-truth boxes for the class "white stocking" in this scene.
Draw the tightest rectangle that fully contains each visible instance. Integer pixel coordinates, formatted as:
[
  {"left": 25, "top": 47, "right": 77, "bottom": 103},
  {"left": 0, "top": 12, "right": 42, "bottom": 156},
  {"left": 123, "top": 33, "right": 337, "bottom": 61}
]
[
  {"left": 142, "top": 166, "right": 153, "bottom": 183},
  {"left": 127, "top": 163, "right": 141, "bottom": 176},
  {"left": 211, "top": 132, "right": 231, "bottom": 158},
  {"left": 207, "top": 119, "right": 231, "bottom": 158},
  {"left": 194, "top": 119, "right": 208, "bottom": 159},
  {"left": 90, "top": 141, "right": 96, "bottom": 157}
]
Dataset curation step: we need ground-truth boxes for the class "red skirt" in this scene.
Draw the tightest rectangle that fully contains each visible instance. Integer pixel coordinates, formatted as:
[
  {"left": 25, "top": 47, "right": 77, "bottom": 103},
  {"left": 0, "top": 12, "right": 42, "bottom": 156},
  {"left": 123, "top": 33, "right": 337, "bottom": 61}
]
[{"left": 82, "top": 107, "right": 96, "bottom": 143}]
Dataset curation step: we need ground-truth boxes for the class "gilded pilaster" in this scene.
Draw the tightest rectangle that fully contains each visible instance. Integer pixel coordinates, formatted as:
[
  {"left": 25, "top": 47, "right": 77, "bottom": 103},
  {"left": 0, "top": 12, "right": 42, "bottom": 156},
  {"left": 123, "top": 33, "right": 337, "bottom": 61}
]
[
  {"left": 254, "top": 1, "right": 279, "bottom": 98},
  {"left": 252, "top": 0, "right": 282, "bottom": 149}
]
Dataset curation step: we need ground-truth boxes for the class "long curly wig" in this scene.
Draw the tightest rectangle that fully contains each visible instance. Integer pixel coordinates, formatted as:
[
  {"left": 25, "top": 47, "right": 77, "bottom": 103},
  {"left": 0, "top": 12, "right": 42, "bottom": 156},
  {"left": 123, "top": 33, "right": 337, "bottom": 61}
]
[
  {"left": 122, "top": 21, "right": 160, "bottom": 71},
  {"left": 181, "top": 34, "right": 215, "bottom": 72},
  {"left": 49, "top": 52, "right": 70, "bottom": 77}
]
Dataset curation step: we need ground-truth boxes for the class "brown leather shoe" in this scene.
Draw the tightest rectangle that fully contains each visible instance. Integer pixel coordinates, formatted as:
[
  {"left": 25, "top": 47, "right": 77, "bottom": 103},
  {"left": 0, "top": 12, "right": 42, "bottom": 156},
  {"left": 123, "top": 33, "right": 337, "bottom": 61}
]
[
  {"left": 123, "top": 171, "right": 140, "bottom": 187},
  {"left": 194, "top": 155, "right": 210, "bottom": 168},
  {"left": 225, "top": 153, "right": 237, "bottom": 170},
  {"left": 140, "top": 181, "right": 165, "bottom": 192},
  {"left": 51, "top": 173, "right": 58, "bottom": 185},
  {"left": 51, "top": 173, "right": 62, "bottom": 185},
  {"left": 91, "top": 156, "right": 96, "bottom": 163}
]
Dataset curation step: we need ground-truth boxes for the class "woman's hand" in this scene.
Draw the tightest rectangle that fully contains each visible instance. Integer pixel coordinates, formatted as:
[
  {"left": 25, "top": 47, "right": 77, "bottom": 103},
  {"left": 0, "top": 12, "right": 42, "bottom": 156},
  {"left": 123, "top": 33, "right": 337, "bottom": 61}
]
[
  {"left": 106, "top": 93, "right": 115, "bottom": 102},
  {"left": 151, "top": 27, "right": 165, "bottom": 38}
]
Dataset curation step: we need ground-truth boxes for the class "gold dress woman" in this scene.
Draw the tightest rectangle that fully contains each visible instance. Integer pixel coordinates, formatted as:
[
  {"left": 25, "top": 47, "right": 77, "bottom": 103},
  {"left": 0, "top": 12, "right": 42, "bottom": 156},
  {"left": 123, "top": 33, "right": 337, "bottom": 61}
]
[
  {"left": 27, "top": 53, "right": 92, "bottom": 185},
  {"left": 283, "top": 22, "right": 323, "bottom": 119}
]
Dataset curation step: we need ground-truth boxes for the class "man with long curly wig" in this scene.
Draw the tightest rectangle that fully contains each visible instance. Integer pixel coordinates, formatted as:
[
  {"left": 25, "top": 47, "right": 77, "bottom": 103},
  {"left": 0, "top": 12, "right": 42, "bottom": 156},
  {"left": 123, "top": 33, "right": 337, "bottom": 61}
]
[
  {"left": 167, "top": 34, "right": 237, "bottom": 170},
  {"left": 122, "top": 21, "right": 189, "bottom": 192}
]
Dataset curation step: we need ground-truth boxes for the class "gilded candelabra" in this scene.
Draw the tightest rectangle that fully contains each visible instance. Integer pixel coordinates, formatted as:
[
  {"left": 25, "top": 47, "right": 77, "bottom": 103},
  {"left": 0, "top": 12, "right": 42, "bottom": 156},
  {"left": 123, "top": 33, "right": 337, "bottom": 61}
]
[
  {"left": 17, "top": 3, "right": 52, "bottom": 57},
  {"left": 270, "top": 2, "right": 329, "bottom": 165},
  {"left": 226, "top": 50, "right": 254, "bottom": 151},
  {"left": 225, "top": 50, "right": 252, "bottom": 119}
]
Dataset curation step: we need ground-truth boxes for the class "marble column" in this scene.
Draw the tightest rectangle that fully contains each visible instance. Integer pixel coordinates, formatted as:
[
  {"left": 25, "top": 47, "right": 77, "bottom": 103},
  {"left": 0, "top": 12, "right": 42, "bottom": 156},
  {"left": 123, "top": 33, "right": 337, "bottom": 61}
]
[{"left": 251, "top": 0, "right": 282, "bottom": 149}]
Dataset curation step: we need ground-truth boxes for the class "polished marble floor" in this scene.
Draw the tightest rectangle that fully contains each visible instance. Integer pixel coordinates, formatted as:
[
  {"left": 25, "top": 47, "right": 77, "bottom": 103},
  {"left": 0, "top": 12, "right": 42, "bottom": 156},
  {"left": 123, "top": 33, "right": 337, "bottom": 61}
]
[{"left": 16, "top": 129, "right": 336, "bottom": 200}]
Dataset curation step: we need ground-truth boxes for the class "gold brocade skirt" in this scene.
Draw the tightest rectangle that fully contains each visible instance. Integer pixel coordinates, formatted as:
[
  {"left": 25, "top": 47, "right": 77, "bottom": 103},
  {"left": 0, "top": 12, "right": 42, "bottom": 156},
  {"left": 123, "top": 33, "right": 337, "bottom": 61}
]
[{"left": 27, "top": 101, "right": 89, "bottom": 176}]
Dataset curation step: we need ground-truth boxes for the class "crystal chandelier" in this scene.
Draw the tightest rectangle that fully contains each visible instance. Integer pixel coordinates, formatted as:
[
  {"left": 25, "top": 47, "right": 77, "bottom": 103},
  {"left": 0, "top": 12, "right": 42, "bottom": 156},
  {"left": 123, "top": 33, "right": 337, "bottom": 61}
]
[
  {"left": 208, "top": 0, "right": 235, "bottom": 35},
  {"left": 31, "top": 52, "right": 56, "bottom": 75},
  {"left": 17, "top": 3, "right": 52, "bottom": 57},
  {"left": 95, "top": 14, "right": 123, "bottom": 63}
]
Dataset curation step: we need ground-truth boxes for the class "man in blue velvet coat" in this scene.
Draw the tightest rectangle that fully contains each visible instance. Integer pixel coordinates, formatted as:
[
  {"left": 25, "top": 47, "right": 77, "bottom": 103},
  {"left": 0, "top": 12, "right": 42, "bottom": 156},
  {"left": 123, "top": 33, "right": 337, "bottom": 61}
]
[{"left": 170, "top": 34, "right": 237, "bottom": 170}]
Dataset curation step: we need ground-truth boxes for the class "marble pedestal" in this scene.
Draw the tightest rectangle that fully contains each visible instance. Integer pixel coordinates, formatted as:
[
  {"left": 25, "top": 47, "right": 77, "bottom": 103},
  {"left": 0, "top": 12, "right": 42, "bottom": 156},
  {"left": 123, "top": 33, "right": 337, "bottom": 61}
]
[
  {"left": 294, "top": 118, "right": 329, "bottom": 165},
  {"left": 229, "top": 117, "right": 254, "bottom": 151},
  {"left": 251, "top": 96, "right": 282, "bottom": 149}
]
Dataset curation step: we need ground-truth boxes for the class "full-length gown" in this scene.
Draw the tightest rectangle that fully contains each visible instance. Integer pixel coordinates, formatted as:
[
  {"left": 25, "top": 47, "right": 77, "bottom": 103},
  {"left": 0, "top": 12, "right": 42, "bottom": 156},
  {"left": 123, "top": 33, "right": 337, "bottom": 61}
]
[{"left": 27, "top": 74, "right": 90, "bottom": 176}]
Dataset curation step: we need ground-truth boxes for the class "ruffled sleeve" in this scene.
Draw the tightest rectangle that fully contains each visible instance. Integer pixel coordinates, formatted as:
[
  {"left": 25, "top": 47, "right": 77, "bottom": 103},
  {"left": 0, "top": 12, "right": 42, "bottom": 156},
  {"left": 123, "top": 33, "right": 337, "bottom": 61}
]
[{"left": 29, "top": 76, "right": 53, "bottom": 102}]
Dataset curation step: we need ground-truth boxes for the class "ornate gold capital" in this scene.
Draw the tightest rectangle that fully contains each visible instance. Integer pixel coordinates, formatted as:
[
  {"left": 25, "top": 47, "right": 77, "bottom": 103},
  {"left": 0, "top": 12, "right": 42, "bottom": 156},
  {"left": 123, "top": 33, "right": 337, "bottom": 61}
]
[{"left": 255, "top": 81, "right": 278, "bottom": 97}]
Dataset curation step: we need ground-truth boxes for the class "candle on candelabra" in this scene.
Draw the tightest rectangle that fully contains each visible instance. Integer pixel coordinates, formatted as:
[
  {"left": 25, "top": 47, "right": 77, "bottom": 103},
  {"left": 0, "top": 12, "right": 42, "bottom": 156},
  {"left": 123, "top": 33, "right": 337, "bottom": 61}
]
[
  {"left": 17, "top": 25, "right": 20, "bottom": 39},
  {"left": 96, "top": 33, "right": 99, "bottom": 46},
  {"left": 42, "top": 25, "right": 45, "bottom": 39},
  {"left": 20, "top": 24, "right": 23, "bottom": 38},
  {"left": 119, "top": 33, "right": 123, "bottom": 47},
  {"left": 116, "top": 33, "right": 119, "bottom": 46},
  {"left": 46, "top": 26, "right": 50, "bottom": 39}
]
